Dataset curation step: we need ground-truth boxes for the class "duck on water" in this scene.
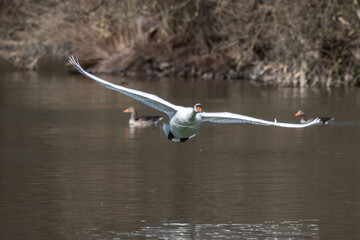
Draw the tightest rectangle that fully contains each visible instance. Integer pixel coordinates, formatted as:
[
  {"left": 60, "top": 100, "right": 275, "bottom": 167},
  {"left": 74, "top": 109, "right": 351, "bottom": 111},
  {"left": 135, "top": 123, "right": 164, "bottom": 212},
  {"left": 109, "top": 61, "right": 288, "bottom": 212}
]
[
  {"left": 69, "top": 56, "right": 320, "bottom": 143},
  {"left": 123, "top": 107, "right": 162, "bottom": 127},
  {"left": 295, "top": 110, "right": 333, "bottom": 125}
]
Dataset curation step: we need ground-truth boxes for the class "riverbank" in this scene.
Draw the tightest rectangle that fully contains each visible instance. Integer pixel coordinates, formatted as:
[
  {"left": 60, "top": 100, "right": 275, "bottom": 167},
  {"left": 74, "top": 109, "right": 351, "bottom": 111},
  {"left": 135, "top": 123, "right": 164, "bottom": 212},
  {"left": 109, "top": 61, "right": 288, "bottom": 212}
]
[{"left": 1, "top": 1, "right": 359, "bottom": 87}]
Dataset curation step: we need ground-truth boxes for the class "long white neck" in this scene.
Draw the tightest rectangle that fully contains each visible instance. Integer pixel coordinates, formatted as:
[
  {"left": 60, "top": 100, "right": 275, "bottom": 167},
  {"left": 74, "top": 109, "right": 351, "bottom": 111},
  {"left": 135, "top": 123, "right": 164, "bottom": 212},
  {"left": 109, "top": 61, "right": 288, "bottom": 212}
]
[{"left": 189, "top": 110, "right": 197, "bottom": 121}]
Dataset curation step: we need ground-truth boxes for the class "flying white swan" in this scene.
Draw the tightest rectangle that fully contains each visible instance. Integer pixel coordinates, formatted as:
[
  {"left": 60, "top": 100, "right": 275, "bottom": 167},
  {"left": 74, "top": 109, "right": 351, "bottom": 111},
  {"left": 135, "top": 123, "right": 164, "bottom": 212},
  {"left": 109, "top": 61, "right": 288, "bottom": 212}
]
[{"left": 69, "top": 56, "right": 320, "bottom": 142}]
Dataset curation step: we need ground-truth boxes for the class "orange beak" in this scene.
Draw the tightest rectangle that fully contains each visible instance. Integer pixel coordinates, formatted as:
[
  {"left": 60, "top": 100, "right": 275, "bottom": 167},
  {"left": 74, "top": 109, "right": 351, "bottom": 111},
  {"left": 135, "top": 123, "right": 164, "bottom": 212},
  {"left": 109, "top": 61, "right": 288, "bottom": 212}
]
[
  {"left": 197, "top": 106, "right": 203, "bottom": 112},
  {"left": 123, "top": 108, "right": 130, "bottom": 113},
  {"left": 295, "top": 111, "right": 301, "bottom": 116}
]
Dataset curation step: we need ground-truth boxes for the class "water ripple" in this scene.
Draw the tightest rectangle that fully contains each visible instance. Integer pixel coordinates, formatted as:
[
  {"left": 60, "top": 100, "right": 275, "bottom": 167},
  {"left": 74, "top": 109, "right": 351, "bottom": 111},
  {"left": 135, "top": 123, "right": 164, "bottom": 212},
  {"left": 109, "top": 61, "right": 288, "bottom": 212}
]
[{"left": 80, "top": 219, "right": 319, "bottom": 240}]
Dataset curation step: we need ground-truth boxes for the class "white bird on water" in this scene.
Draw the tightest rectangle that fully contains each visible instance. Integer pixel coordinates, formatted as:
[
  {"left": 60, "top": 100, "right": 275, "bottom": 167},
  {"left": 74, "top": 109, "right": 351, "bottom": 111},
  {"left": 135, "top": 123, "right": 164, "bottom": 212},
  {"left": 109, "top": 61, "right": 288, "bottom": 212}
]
[{"left": 69, "top": 56, "right": 320, "bottom": 143}]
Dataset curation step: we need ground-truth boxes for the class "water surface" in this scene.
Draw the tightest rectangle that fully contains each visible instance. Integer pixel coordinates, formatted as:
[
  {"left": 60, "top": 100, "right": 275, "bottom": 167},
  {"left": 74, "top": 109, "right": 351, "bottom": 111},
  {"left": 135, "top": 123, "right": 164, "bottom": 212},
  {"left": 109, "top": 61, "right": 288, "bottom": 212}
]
[{"left": 0, "top": 65, "right": 359, "bottom": 239}]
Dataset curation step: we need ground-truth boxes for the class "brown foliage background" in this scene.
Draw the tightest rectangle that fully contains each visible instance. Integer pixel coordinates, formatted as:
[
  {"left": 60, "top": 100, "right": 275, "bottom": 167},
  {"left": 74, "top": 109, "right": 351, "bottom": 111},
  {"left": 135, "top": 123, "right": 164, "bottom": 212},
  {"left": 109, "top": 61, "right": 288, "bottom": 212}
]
[{"left": 1, "top": 0, "right": 360, "bottom": 86}]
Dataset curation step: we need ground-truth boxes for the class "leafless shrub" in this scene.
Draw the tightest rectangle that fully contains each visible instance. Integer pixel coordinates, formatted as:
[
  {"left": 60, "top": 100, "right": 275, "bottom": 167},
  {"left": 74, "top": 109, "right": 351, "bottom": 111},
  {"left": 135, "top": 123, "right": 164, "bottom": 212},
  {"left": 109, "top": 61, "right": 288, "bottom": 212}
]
[{"left": 0, "top": 0, "right": 359, "bottom": 86}]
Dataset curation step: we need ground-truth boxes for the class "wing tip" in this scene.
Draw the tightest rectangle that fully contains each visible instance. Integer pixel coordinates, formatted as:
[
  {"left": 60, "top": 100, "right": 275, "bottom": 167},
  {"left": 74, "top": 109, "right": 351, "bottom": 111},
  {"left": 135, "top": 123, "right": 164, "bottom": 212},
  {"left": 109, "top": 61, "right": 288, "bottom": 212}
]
[
  {"left": 68, "top": 55, "right": 84, "bottom": 73},
  {"left": 296, "top": 117, "right": 321, "bottom": 128},
  {"left": 312, "top": 117, "right": 321, "bottom": 125}
]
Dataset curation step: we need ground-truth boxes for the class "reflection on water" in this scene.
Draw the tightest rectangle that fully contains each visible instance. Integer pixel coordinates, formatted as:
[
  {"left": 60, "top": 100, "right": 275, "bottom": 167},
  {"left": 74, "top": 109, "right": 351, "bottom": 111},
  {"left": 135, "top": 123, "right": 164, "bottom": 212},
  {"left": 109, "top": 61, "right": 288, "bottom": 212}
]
[
  {"left": 124, "top": 125, "right": 164, "bottom": 141},
  {"left": 79, "top": 219, "right": 319, "bottom": 239},
  {"left": 0, "top": 64, "right": 359, "bottom": 240}
]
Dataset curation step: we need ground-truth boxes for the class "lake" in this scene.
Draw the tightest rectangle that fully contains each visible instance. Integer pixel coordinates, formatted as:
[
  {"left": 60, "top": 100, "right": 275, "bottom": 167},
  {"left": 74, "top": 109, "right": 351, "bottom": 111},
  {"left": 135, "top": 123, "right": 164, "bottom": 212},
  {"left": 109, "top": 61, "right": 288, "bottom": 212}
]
[{"left": 0, "top": 60, "right": 359, "bottom": 239}]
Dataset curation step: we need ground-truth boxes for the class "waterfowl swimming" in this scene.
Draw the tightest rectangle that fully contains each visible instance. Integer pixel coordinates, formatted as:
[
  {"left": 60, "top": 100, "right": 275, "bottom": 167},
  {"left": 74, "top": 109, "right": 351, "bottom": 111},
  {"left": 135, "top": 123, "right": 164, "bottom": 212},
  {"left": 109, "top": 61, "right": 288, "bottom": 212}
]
[
  {"left": 123, "top": 107, "right": 163, "bottom": 126},
  {"left": 295, "top": 110, "right": 333, "bottom": 125},
  {"left": 69, "top": 56, "right": 320, "bottom": 143}
]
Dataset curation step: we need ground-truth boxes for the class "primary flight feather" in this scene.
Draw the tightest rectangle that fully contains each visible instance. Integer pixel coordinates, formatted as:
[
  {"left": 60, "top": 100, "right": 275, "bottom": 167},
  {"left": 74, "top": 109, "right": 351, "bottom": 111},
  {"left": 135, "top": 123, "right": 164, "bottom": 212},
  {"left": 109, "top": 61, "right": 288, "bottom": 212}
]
[{"left": 69, "top": 56, "right": 320, "bottom": 142}]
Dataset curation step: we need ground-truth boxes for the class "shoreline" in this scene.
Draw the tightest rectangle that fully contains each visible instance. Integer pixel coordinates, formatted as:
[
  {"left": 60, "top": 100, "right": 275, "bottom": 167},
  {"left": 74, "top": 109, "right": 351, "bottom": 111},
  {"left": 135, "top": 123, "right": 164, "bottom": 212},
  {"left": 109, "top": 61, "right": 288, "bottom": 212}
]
[
  {"left": 1, "top": 46, "right": 357, "bottom": 88},
  {"left": 1, "top": 1, "right": 359, "bottom": 87}
]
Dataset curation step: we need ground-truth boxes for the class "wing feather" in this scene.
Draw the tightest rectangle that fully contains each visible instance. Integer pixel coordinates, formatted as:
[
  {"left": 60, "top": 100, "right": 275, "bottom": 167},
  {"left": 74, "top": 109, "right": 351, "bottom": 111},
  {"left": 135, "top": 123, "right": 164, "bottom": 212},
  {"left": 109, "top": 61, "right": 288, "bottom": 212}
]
[
  {"left": 201, "top": 112, "right": 320, "bottom": 128},
  {"left": 69, "top": 56, "right": 178, "bottom": 118}
]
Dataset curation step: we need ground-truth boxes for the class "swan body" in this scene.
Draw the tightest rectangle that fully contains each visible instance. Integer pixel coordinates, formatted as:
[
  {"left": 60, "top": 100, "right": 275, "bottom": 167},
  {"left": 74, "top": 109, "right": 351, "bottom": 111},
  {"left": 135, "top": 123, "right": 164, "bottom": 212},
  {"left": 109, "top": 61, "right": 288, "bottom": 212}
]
[
  {"left": 123, "top": 107, "right": 162, "bottom": 126},
  {"left": 69, "top": 56, "right": 320, "bottom": 143},
  {"left": 167, "top": 106, "right": 202, "bottom": 142}
]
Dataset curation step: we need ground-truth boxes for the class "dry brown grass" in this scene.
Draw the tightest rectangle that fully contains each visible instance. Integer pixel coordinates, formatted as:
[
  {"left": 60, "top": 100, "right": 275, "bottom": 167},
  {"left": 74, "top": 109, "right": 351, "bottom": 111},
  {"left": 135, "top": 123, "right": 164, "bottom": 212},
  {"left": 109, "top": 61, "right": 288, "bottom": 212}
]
[{"left": 0, "top": 0, "right": 359, "bottom": 86}]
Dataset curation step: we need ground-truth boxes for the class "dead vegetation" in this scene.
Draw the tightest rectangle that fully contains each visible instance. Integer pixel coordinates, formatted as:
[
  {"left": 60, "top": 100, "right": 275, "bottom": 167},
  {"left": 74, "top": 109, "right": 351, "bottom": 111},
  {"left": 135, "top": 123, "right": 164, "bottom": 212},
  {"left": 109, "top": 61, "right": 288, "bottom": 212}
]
[{"left": 1, "top": 0, "right": 360, "bottom": 87}]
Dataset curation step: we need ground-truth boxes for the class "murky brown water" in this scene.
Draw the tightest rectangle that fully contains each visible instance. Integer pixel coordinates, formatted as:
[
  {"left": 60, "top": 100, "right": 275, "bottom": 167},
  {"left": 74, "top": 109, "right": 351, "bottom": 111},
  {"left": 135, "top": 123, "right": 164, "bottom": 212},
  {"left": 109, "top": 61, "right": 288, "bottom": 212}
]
[{"left": 0, "top": 61, "right": 359, "bottom": 239}]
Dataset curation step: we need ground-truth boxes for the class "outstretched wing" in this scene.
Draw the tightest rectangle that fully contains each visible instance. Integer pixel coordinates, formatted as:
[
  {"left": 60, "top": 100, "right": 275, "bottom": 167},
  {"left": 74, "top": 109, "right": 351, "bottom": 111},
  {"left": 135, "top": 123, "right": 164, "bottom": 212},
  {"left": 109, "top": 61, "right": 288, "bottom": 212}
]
[
  {"left": 201, "top": 112, "right": 320, "bottom": 128},
  {"left": 69, "top": 56, "right": 179, "bottom": 118}
]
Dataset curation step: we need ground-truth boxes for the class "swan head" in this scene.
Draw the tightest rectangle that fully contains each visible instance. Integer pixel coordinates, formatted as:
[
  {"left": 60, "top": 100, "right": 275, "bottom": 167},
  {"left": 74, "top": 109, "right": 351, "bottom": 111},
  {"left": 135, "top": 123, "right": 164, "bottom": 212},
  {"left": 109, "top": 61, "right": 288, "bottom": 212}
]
[{"left": 193, "top": 103, "right": 203, "bottom": 113}]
